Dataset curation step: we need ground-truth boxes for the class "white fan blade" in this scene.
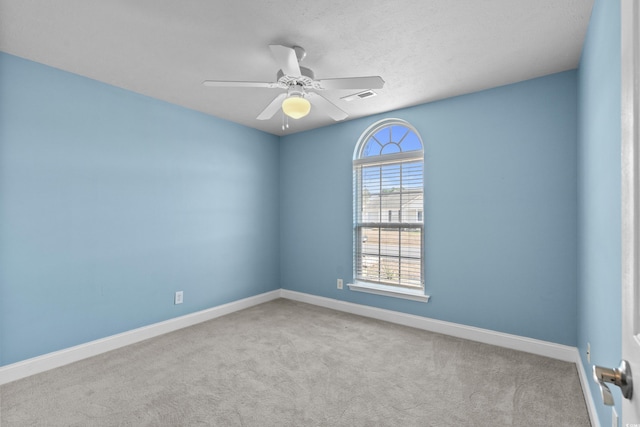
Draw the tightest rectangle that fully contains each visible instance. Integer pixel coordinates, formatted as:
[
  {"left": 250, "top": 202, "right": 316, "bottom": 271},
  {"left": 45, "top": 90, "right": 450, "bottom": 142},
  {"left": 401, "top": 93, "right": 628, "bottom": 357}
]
[
  {"left": 203, "top": 80, "right": 277, "bottom": 88},
  {"left": 317, "top": 76, "right": 385, "bottom": 90},
  {"left": 307, "top": 92, "right": 348, "bottom": 121},
  {"left": 256, "top": 93, "right": 288, "bottom": 120},
  {"left": 269, "top": 45, "right": 301, "bottom": 77}
]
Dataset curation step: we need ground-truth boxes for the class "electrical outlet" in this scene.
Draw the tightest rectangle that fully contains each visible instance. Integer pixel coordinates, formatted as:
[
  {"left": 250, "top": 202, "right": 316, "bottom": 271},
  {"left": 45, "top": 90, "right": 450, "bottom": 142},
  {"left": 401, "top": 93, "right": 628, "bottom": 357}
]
[
  {"left": 174, "top": 291, "right": 183, "bottom": 305},
  {"left": 337, "top": 279, "right": 343, "bottom": 290},
  {"left": 612, "top": 406, "right": 618, "bottom": 427},
  {"left": 587, "top": 342, "right": 591, "bottom": 363}
]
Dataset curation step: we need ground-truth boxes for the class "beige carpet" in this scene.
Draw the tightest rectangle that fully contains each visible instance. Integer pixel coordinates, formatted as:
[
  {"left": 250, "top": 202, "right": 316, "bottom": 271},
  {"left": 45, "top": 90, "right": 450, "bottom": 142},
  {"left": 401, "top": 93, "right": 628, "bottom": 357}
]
[{"left": 0, "top": 299, "right": 590, "bottom": 426}]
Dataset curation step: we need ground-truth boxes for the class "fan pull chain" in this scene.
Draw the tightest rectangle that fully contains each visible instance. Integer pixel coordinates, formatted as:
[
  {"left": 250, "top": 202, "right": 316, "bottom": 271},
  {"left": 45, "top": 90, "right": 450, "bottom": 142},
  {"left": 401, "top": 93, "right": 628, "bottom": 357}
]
[{"left": 281, "top": 113, "right": 290, "bottom": 131}]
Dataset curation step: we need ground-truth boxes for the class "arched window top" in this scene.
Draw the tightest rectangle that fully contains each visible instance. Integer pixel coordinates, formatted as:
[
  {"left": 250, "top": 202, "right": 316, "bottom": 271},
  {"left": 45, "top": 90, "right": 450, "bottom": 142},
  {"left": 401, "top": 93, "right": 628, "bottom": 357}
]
[{"left": 354, "top": 119, "right": 423, "bottom": 161}]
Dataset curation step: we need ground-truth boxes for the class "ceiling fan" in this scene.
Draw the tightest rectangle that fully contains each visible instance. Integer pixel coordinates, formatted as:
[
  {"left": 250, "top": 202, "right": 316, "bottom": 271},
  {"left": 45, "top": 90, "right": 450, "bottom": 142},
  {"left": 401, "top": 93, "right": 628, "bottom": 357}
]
[{"left": 202, "top": 45, "right": 384, "bottom": 125}]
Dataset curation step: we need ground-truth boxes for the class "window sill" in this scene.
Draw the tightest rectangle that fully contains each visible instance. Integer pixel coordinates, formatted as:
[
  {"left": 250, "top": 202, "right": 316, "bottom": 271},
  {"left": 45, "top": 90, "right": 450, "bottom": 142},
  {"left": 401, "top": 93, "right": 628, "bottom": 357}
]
[{"left": 347, "top": 282, "right": 430, "bottom": 303}]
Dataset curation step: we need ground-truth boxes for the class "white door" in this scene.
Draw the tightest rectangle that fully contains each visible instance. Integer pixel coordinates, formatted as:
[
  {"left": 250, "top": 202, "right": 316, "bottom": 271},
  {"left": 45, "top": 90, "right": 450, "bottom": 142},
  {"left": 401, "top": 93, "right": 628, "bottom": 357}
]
[{"left": 622, "top": 0, "right": 640, "bottom": 423}]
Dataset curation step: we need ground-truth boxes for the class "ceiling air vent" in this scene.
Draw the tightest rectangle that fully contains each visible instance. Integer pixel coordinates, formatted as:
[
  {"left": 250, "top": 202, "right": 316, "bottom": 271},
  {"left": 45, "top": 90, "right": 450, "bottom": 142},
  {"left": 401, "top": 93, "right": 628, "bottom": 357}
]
[{"left": 341, "top": 90, "right": 377, "bottom": 102}]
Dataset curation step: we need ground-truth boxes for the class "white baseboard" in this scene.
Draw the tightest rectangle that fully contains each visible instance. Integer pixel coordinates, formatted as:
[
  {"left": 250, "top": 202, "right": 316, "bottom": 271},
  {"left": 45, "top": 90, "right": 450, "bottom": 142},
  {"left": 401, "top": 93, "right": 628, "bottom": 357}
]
[
  {"left": 280, "top": 289, "right": 577, "bottom": 362},
  {"left": 0, "top": 289, "right": 281, "bottom": 385},
  {"left": 575, "top": 351, "right": 601, "bottom": 427},
  {"left": 0, "top": 286, "right": 600, "bottom": 427}
]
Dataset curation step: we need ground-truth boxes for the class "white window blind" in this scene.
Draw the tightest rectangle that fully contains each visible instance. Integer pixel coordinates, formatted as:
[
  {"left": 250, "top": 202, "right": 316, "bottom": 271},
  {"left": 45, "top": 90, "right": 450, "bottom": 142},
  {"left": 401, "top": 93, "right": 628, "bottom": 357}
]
[{"left": 353, "top": 120, "right": 424, "bottom": 290}]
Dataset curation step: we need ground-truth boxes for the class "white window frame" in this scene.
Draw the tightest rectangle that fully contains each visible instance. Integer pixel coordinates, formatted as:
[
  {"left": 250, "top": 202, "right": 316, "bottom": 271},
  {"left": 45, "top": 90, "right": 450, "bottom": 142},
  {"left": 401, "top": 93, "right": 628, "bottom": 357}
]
[{"left": 349, "top": 119, "right": 429, "bottom": 302}]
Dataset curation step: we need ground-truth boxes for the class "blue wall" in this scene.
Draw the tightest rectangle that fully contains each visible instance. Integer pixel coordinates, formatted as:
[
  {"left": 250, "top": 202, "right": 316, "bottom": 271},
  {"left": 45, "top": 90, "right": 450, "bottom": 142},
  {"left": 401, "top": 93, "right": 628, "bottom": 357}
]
[
  {"left": 577, "top": 0, "right": 622, "bottom": 424},
  {"left": 280, "top": 71, "right": 578, "bottom": 346},
  {"left": 0, "top": 53, "right": 281, "bottom": 366}
]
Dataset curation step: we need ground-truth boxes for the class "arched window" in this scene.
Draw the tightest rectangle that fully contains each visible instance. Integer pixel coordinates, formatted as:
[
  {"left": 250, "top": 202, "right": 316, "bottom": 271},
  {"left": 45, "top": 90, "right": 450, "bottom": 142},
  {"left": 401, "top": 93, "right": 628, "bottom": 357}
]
[{"left": 352, "top": 119, "right": 426, "bottom": 300}]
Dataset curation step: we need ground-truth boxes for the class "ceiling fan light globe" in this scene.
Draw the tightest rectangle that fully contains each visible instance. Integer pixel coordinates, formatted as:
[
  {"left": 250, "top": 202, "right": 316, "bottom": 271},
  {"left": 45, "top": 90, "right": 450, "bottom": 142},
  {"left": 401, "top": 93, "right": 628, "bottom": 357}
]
[{"left": 282, "top": 95, "right": 311, "bottom": 119}]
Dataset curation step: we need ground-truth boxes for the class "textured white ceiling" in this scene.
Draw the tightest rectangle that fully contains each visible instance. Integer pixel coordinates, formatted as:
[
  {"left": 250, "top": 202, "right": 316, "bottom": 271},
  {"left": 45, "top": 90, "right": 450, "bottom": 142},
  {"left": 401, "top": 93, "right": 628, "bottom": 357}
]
[{"left": 0, "top": 0, "right": 594, "bottom": 136}]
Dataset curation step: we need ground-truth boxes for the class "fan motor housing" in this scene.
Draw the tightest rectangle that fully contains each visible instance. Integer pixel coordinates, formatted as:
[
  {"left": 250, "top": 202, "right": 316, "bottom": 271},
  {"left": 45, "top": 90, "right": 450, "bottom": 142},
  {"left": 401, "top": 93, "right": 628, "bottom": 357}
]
[{"left": 276, "top": 67, "right": 317, "bottom": 88}]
